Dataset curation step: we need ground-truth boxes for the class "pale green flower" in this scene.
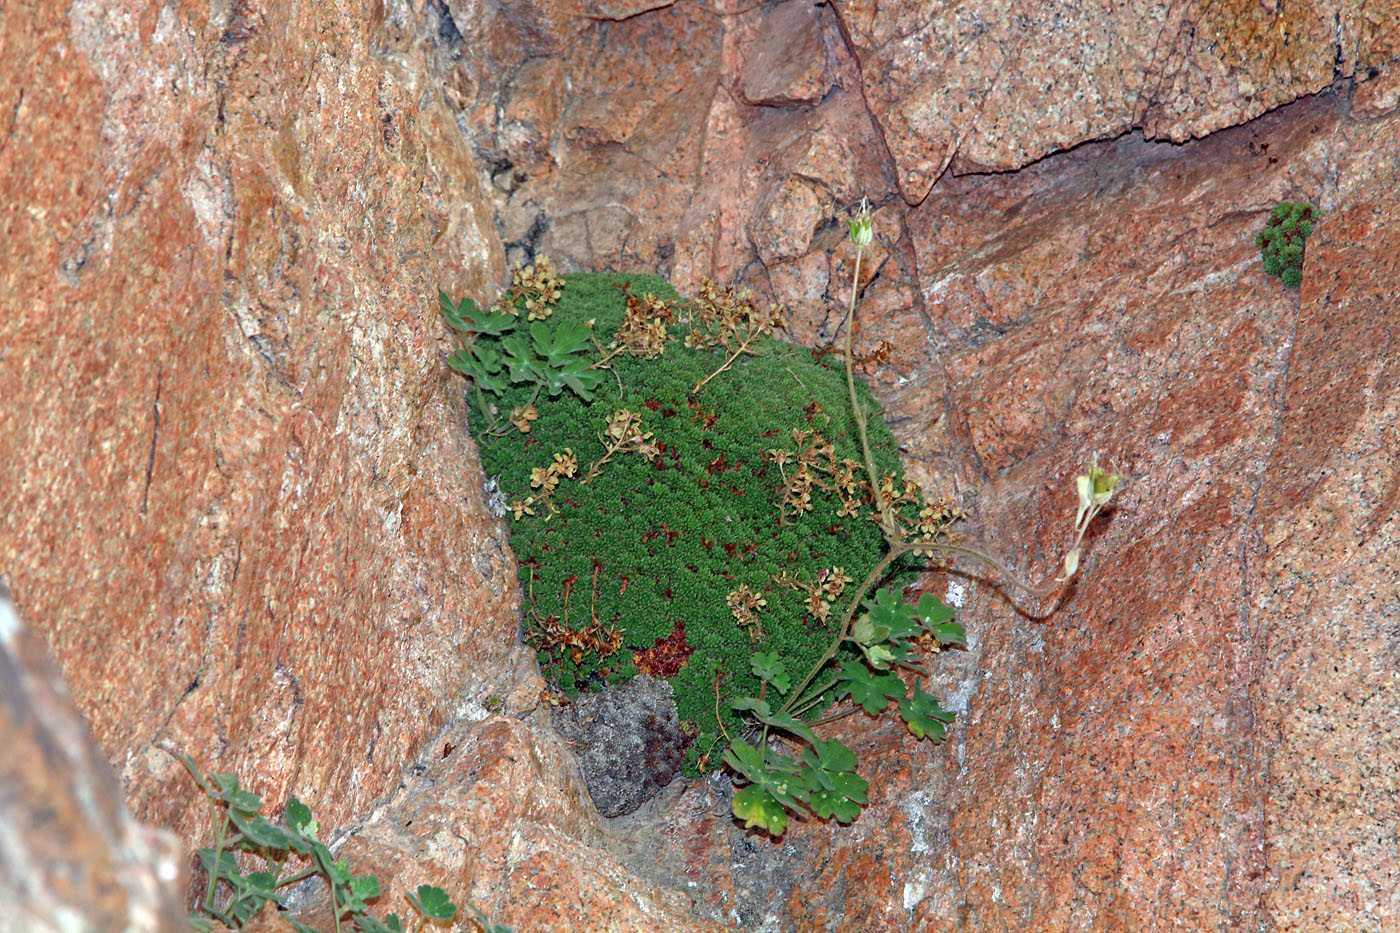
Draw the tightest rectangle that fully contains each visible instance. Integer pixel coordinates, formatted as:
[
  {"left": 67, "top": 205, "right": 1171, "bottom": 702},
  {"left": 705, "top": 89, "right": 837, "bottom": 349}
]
[{"left": 847, "top": 197, "right": 873, "bottom": 248}]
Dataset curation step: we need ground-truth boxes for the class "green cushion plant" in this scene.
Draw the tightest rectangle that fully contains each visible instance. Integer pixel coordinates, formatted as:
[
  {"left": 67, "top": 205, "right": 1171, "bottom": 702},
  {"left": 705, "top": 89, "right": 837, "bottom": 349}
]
[
  {"left": 1257, "top": 201, "right": 1316, "bottom": 289},
  {"left": 441, "top": 202, "right": 1121, "bottom": 835},
  {"left": 453, "top": 269, "right": 917, "bottom": 773}
]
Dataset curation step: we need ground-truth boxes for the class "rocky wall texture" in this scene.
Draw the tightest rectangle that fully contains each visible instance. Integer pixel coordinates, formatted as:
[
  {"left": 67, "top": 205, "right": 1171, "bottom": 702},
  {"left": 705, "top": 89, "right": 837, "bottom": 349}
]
[
  {"left": 627, "top": 83, "right": 1400, "bottom": 932},
  {"left": 0, "top": 585, "right": 187, "bottom": 933},
  {"left": 5, "top": 0, "right": 1399, "bottom": 929},
  {"left": 0, "top": 2, "right": 753, "bottom": 925},
  {"left": 840, "top": 0, "right": 1400, "bottom": 199},
  {"left": 0, "top": 0, "right": 534, "bottom": 880},
  {"left": 441, "top": 0, "right": 1400, "bottom": 287}
]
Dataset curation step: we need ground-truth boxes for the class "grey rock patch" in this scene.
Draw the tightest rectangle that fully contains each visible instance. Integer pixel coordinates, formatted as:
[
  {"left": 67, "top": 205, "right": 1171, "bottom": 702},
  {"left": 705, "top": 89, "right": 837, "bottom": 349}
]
[{"left": 552, "top": 675, "right": 687, "bottom": 817}]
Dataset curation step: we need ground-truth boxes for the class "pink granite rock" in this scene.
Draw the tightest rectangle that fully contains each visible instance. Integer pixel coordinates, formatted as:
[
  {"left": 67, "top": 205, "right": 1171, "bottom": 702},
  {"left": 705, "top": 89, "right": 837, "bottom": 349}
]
[
  {"left": 0, "top": 586, "right": 188, "bottom": 932},
  {"left": 738, "top": 85, "right": 1400, "bottom": 931},
  {"left": 6, "top": 0, "right": 1400, "bottom": 929},
  {"left": 321, "top": 712, "right": 725, "bottom": 931},
  {"left": 835, "top": 0, "right": 1400, "bottom": 202},
  {"left": 0, "top": 0, "right": 514, "bottom": 867}
]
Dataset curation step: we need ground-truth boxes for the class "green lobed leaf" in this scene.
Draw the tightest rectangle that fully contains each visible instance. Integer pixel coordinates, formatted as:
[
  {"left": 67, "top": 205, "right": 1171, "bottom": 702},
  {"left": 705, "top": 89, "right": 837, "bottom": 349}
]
[
  {"left": 555, "top": 358, "right": 604, "bottom": 401},
  {"left": 899, "top": 683, "right": 955, "bottom": 741},
  {"left": 501, "top": 334, "right": 538, "bottom": 384},
  {"left": 749, "top": 651, "right": 791, "bottom": 693},
  {"left": 534, "top": 318, "right": 594, "bottom": 365},
  {"left": 931, "top": 621, "right": 967, "bottom": 647},
  {"left": 440, "top": 293, "right": 515, "bottom": 337},
  {"left": 722, "top": 740, "right": 766, "bottom": 783},
  {"left": 195, "top": 847, "right": 248, "bottom": 888},
  {"left": 761, "top": 712, "right": 817, "bottom": 746},
  {"left": 732, "top": 784, "right": 788, "bottom": 836},
  {"left": 327, "top": 858, "right": 354, "bottom": 889},
  {"left": 231, "top": 811, "right": 293, "bottom": 851},
  {"left": 243, "top": 871, "right": 280, "bottom": 898},
  {"left": 350, "top": 874, "right": 381, "bottom": 901},
  {"left": 409, "top": 883, "right": 458, "bottom": 921},
  {"left": 764, "top": 772, "right": 809, "bottom": 812},
  {"left": 284, "top": 796, "right": 317, "bottom": 856},
  {"left": 284, "top": 795, "right": 313, "bottom": 831},
  {"left": 914, "top": 592, "right": 954, "bottom": 626},
  {"left": 807, "top": 786, "right": 862, "bottom": 823},
  {"left": 838, "top": 662, "right": 905, "bottom": 715},
  {"left": 831, "top": 769, "right": 868, "bottom": 804},
  {"left": 809, "top": 737, "right": 857, "bottom": 773}
]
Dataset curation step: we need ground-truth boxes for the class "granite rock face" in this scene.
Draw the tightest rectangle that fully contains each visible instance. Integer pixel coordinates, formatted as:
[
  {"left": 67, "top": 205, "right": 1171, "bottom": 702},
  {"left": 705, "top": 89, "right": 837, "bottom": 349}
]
[
  {"left": 319, "top": 710, "right": 723, "bottom": 932},
  {"left": 442, "top": 0, "right": 1400, "bottom": 292},
  {"left": 0, "top": 585, "right": 187, "bottom": 933},
  {"left": 0, "top": 3, "right": 746, "bottom": 927},
  {"left": 0, "top": 0, "right": 515, "bottom": 859},
  {"left": 838, "top": 0, "right": 1400, "bottom": 200},
  {"left": 6, "top": 0, "right": 1400, "bottom": 930}
]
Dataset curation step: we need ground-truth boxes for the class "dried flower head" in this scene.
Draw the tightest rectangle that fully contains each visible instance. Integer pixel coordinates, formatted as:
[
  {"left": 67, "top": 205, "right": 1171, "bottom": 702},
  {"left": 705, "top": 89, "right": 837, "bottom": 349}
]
[
  {"left": 495, "top": 255, "right": 565, "bottom": 320},
  {"left": 727, "top": 584, "right": 768, "bottom": 639},
  {"left": 614, "top": 288, "right": 676, "bottom": 359},
  {"left": 511, "top": 403, "right": 539, "bottom": 433}
]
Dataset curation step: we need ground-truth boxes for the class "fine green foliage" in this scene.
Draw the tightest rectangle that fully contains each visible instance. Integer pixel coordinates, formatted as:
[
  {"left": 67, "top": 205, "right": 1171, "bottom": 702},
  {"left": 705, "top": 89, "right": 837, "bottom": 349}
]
[
  {"left": 444, "top": 209, "right": 1121, "bottom": 838},
  {"left": 1256, "top": 201, "right": 1316, "bottom": 289},
  {"left": 179, "top": 755, "right": 510, "bottom": 933},
  {"left": 462, "top": 272, "right": 914, "bottom": 773}
]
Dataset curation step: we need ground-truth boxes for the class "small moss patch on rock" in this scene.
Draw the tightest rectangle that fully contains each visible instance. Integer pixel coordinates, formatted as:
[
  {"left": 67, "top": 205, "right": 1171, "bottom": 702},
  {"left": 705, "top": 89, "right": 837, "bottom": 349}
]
[
  {"left": 467, "top": 273, "right": 911, "bottom": 773},
  {"left": 1257, "top": 201, "right": 1316, "bottom": 288}
]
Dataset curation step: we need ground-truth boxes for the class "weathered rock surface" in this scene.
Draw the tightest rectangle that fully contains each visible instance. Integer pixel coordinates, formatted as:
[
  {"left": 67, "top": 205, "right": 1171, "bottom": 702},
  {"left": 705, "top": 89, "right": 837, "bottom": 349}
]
[
  {"left": 319, "top": 709, "right": 723, "bottom": 931},
  {"left": 0, "top": 3, "right": 754, "bottom": 928},
  {"left": 0, "top": 584, "right": 187, "bottom": 933},
  {"left": 0, "top": 0, "right": 521, "bottom": 844},
  {"left": 442, "top": 0, "right": 1400, "bottom": 290},
  {"left": 632, "top": 84, "right": 1400, "bottom": 932},
  {"left": 552, "top": 674, "right": 687, "bottom": 817},
  {"left": 838, "top": 0, "right": 1400, "bottom": 200}
]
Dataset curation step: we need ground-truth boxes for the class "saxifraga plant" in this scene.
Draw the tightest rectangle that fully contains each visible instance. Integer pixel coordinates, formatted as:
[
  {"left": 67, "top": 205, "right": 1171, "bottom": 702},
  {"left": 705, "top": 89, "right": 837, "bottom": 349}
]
[
  {"left": 441, "top": 209, "right": 1121, "bottom": 836},
  {"left": 1257, "top": 201, "right": 1316, "bottom": 288},
  {"left": 456, "top": 270, "right": 916, "bottom": 773},
  {"left": 177, "top": 754, "right": 510, "bottom": 933}
]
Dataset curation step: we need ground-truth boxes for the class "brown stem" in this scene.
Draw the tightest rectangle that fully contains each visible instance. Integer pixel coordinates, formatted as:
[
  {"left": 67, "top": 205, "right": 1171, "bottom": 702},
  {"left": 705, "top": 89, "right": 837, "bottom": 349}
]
[{"left": 693, "top": 330, "right": 760, "bottom": 395}]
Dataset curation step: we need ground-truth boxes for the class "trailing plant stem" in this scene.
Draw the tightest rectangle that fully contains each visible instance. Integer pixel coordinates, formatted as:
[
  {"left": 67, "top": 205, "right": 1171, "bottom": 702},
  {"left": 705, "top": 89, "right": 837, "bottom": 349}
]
[
  {"left": 693, "top": 330, "right": 763, "bottom": 395},
  {"left": 843, "top": 246, "right": 897, "bottom": 541},
  {"left": 777, "top": 241, "right": 1067, "bottom": 726},
  {"left": 203, "top": 800, "right": 228, "bottom": 911},
  {"left": 779, "top": 545, "right": 903, "bottom": 717}
]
